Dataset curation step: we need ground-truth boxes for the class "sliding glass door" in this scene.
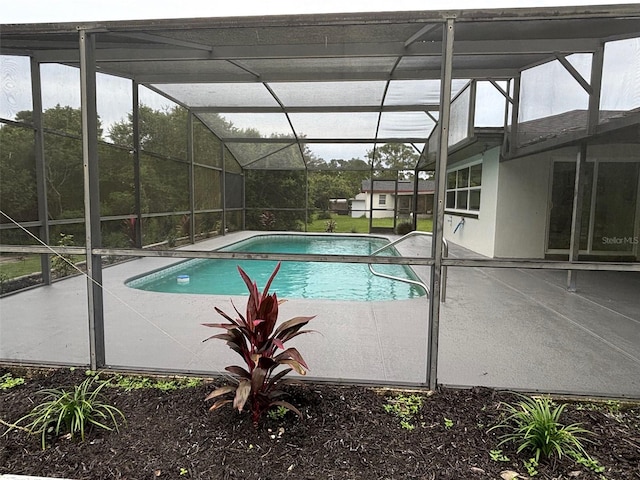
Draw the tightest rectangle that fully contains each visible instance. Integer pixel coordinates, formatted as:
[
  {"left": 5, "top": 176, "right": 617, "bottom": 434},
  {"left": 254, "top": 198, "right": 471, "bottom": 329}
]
[{"left": 547, "top": 160, "right": 639, "bottom": 256}]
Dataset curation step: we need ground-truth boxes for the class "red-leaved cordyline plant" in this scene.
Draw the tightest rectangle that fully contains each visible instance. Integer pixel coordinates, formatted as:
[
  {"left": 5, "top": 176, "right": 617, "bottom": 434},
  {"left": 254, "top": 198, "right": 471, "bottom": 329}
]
[{"left": 202, "top": 262, "right": 315, "bottom": 426}]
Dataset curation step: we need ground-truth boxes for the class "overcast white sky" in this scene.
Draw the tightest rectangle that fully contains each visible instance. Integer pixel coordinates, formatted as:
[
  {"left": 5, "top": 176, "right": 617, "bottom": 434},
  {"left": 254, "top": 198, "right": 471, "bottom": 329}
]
[{"left": 3, "top": 0, "right": 639, "bottom": 23}]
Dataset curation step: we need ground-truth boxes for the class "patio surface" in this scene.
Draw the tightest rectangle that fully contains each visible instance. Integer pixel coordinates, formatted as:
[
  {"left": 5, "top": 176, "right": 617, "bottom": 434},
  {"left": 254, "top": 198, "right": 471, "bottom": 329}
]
[{"left": 1, "top": 231, "right": 638, "bottom": 398}]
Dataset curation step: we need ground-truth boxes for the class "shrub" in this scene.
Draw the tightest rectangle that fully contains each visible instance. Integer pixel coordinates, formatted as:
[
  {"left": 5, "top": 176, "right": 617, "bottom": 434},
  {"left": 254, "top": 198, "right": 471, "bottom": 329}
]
[
  {"left": 260, "top": 211, "right": 276, "bottom": 230},
  {"left": 122, "top": 217, "right": 137, "bottom": 247},
  {"left": 396, "top": 221, "right": 414, "bottom": 235},
  {"left": 202, "top": 262, "right": 315, "bottom": 426},
  {"left": 166, "top": 230, "right": 177, "bottom": 248},
  {"left": 177, "top": 214, "right": 190, "bottom": 237},
  {"left": 14, "top": 376, "right": 125, "bottom": 449},
  {"left": 325, "top": 220, "right": 336, "bottom": 232},
  {"left": 51, "top": 233, "right": 76, "bottom": 277},
  {"left": 316, "top": 211, "right": 332, "bottom": 220},
  {"left": 489, "top": 395, "right": 592, "bottom": 462}
]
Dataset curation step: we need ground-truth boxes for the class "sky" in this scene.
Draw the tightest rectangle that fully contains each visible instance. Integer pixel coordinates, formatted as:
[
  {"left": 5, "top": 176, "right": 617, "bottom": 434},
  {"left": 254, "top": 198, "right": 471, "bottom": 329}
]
[{"left": 3, "top": 0, "right": 640, "bottom": 23}]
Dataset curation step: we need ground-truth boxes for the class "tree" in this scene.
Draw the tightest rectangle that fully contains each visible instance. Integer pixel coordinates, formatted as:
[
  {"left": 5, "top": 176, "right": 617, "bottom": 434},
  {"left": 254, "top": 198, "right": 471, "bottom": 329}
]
[
  {"left": 367, "top": 143, "right": 419, "bottom": 180},
  {"left": 109, "top": 104, "right": 187, "bottom": 159},
  {"left": 109, "top": 106, "right": 194, "bottom": 217},
  {"left": 5, "top": 106, "right": 105, "bottom": 220},
  {"left": 244, "top": 169, "right": 306, "bottom": 230},
  {"left": 307, "top": 158, "right": 370, "bottom": 211},
  {"left": 0, "top": 123, "right": 38, "bottom": 224},
  {"left": 98, "top": 144, "right": 135, "bottom": 217}
]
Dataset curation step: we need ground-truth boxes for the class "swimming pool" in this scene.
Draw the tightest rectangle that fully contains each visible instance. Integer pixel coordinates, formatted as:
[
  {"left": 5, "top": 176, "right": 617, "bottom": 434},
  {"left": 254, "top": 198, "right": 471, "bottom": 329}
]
[{"left": 126, "top": 234, "right": 426, "bottom": 301}]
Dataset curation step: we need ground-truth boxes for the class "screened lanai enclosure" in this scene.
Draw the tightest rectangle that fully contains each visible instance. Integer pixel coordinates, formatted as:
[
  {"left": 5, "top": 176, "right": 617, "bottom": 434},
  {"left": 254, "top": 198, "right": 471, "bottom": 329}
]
[{"left": 1, "top": 5, "right": 639, "bottom": 397}]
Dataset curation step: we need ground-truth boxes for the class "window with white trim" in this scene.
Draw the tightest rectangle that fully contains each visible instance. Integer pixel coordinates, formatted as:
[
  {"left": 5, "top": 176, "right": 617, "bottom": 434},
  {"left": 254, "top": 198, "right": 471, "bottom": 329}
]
[
  {"left": 446, "top": 163, "right": 482, "bottom": 213},
  {"left": 378, "top": 194, "right": 387, "bottom": 206}
]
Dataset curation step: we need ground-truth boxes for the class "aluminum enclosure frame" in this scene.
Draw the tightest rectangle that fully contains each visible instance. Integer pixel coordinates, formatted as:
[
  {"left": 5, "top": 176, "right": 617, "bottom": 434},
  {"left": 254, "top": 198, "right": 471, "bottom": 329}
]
[{"left": 1, "top": 6, "right": 640, "bottom": 392}]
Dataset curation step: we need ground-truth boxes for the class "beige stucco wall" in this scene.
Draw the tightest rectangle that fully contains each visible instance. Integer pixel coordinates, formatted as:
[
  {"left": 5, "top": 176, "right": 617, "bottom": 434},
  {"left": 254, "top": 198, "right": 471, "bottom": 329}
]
[
  {"left": 493, "top": 149, "right": 557, "bottom": 259},
  {"left": 352, "top": 192, "right": 396, "bottom": 218}
]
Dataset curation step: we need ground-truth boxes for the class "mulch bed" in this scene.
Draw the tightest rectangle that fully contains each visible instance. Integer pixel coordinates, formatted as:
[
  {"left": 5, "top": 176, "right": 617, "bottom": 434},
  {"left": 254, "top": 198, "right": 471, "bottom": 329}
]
[{"left": 1, "top": 367, "right": 639, "bottom": 480}]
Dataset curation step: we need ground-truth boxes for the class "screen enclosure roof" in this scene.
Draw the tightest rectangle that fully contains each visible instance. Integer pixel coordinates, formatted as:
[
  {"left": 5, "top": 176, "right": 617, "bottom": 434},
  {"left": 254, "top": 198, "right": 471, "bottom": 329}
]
[{"left": 2, "top": 4, "right": 639, "bottom": 168}]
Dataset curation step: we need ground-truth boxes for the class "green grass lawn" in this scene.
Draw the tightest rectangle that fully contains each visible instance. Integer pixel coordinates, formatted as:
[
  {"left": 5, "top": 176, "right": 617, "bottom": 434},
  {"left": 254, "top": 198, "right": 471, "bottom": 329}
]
[
  {"left": 0, "top": 254, "right": 84, "bottom": 280},
  {"left": 0, "top": 255, "right": 43, "bottom": 279},
  {"left": 305, "top": 215, "right": 433, "bottom": 233}
]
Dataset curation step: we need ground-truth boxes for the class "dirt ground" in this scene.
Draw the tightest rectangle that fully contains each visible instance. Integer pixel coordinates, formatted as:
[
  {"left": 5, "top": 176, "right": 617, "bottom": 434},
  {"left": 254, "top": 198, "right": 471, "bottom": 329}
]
[{"left": 1, "top": 368, "right": 639, "bottom": 480}]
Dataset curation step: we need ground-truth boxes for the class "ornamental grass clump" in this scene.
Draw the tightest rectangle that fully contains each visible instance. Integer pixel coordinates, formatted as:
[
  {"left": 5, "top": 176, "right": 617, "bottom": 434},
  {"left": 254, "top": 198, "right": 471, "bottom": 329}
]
[
  {"left": 14, "top": 376, "right": 125, "bottom": 449},
  {"left": 489, "top": 394, "right": 593, "bottom": 462},
  {"left": 202, "top": 262, "right": 315, "bottom": 426}
]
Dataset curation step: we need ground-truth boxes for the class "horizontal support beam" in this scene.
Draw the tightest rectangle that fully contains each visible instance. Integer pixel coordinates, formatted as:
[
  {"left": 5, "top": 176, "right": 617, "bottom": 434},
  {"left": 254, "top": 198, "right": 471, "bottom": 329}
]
[
  {"left": 0, "top": 245, "right": 87, "bottom": 255},
  {"left": 191, "top": 105, "right": 440, "bottom": 114},
  {"left": 221, "top": 137, "right": 429, "bottom": 144},
  {"left": 2, "top": 4, "right": 639, "bottom": 36},
  {"left": 202, "top": 38, "right": 600, "bottom": 59},
  {"left": 135, "top": 68, "right": 518, "bottom": 84},
  {"left": 16, "top": 38, "right": 603, "bottom": 64},
  {"left": 1, "top": 244, "right": 637, "bottom": 272},
  {"left": 94, "top": 248, "right": 435, "bottom": 266},
  {"left": 0, "top": 217, "right": 88, "bottom": 230},
  {"left": 0, "top": 209, "right": 230, "bottom": 231},
  {"left": 442, "top": 258, "right": 640, "bottom": 271}
]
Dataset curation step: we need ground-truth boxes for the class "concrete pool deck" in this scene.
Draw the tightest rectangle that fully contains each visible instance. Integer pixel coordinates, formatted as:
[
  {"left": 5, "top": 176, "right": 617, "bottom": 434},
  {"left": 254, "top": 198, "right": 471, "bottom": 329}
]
[{"left": 1, "top": 231, "right": 639, "bottom": 398}]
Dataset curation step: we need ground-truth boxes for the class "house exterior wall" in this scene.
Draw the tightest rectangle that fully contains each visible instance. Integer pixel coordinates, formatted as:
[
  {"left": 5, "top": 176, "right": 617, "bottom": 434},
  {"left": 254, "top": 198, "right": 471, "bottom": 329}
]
[
  {"left": 350, "top": 195, "right": 367, "bottom": 218},
  {"left": 443, "top": 146, "right": 553, "bottom": 259},
  {"left": 443, "top": 148, "right": 499, "bottom": 257},
  {"left": 493, "top": 150, "right": 555, "bottom": 259},
  {"left": 372, "top": 192, "right": 396, "bottom": 218},
  {"left": 351, "top": 192, "right": 396, "bottom": 218},
  {"left": 445, "top": 143, "right": 639, "bottom": 260}
]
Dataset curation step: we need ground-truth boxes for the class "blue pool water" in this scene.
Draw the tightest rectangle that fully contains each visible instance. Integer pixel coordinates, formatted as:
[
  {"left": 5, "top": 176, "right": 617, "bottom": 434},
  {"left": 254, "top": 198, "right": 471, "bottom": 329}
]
[{"left": 126, "top": 234, "right": 425, "bottom": 301}]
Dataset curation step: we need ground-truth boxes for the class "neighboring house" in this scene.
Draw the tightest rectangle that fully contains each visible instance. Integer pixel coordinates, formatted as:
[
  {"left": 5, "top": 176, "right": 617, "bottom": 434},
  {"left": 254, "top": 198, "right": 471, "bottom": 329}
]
[
  {"left": 438, "top": 112, "right": 640, "bottom": 261},
  {"left": 350, "top": 179, "right": 435, "bottom": 219}
]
